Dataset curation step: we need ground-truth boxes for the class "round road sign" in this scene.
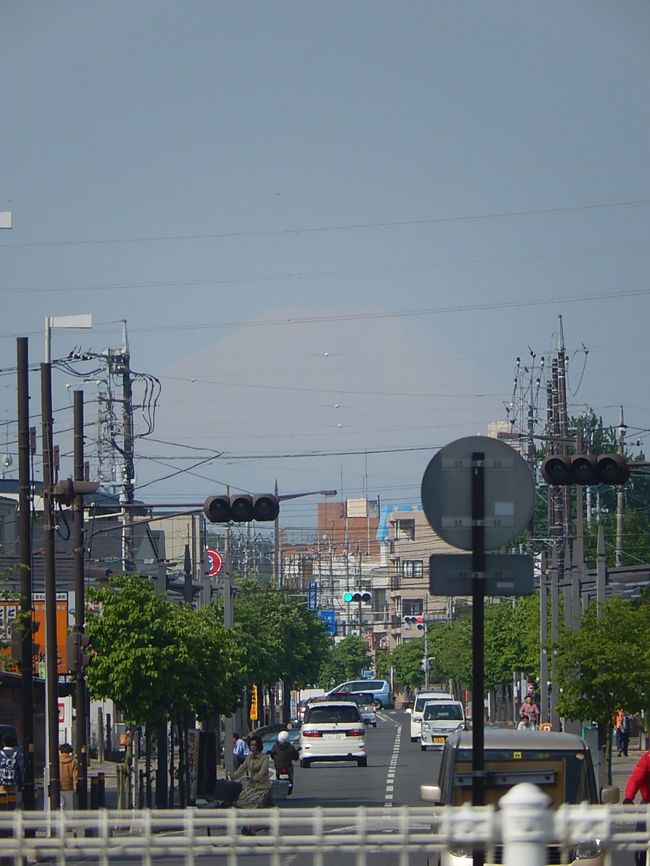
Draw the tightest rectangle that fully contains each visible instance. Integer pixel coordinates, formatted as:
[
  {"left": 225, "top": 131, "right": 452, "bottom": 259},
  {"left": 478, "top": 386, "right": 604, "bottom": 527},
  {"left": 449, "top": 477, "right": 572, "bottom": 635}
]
[
  {"left": 206, "top": 548, "right": 223, "bottom": 577},
  {"left": 420, "top": 435, "right": 535, "bottom": 551}
]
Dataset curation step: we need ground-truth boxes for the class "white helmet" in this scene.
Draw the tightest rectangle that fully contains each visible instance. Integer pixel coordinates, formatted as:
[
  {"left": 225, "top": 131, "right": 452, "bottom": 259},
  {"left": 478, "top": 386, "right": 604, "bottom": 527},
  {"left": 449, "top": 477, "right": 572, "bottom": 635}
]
[{"left": 277, "top": 730, "right": 289, "bottom": 742}]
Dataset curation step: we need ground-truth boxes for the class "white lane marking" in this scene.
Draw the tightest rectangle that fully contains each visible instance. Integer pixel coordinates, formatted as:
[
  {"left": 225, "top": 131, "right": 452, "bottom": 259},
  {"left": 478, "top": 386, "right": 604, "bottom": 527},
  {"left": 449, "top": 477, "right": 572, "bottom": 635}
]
[{"left": 384, "top": 723, "right": 402, "bottom": 808}]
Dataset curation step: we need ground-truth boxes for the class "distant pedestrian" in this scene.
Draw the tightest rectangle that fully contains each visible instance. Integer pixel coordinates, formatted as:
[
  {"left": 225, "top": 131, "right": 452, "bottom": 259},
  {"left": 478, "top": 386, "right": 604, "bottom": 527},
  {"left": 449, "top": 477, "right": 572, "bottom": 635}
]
[
  {"left": 517, "top": 715, "right": 532, "bottom": 731},
  {"left": 59, "top": 743, "right": 78, "bottom": 809},
  {"left": 619, "top": 712, "right": 633, "bottom": 757},
  {"left": 232, "top": 733, "right": 250, "bottom": 769},
  {"left": 519, "top": 696, "right": 540, "bottom": 729},
  {"left": 0, "top": 733, "right": 22, "bottom": 812}
]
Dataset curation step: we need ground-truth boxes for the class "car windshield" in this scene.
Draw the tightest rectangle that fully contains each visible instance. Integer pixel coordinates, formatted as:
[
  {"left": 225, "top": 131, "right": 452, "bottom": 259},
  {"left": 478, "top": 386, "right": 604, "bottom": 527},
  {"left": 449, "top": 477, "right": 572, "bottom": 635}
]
[
  {"left": 423, "top": 703, "right": 463, "bottom": 721},
  {"left": 305, "top": 705, "right": 361, "bottom": 724},
  {"left": 415, "top": 695, "right": 444, "bottom": 712},
  {"left": 451, "top": 748, "right": 594, "bottom": 807}
]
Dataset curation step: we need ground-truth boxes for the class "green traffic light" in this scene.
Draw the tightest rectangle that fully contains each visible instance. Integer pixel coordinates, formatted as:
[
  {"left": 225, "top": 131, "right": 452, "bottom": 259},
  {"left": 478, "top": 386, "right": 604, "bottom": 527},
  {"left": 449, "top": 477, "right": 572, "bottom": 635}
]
[{"left": 343, "top": 591, "right": 354, "bottom": 603}]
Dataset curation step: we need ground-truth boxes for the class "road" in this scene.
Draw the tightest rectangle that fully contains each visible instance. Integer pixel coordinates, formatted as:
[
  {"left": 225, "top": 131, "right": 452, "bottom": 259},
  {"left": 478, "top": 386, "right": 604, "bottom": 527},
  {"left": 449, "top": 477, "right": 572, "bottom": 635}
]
[{"left": 286, "top": 708, "right": 435, "bottom": 807}]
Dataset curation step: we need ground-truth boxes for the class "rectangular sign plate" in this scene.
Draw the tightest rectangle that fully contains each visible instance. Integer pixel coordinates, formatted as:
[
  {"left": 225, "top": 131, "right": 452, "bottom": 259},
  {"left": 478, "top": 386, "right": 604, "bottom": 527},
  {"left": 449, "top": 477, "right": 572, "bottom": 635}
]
[{"left": 428, "top": 553, "right": 534, "bottom": 597}]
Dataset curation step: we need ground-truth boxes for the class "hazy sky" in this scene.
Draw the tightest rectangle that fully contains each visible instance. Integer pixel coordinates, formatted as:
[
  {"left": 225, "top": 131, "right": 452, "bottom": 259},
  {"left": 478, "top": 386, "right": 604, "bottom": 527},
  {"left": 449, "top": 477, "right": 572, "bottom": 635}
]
[{"left": 1, "top": 1, "right": 649, "bottom": 531}]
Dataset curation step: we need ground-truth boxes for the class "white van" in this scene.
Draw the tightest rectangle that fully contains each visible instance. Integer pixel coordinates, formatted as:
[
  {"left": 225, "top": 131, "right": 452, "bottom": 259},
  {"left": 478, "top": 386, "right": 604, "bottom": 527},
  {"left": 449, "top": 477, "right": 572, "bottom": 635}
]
[
  {"left": 408, "top": 690, "right": 454, "bottom": 742},
  {"left": 419, "top": 699, "right": 465, "bottom": 750}
]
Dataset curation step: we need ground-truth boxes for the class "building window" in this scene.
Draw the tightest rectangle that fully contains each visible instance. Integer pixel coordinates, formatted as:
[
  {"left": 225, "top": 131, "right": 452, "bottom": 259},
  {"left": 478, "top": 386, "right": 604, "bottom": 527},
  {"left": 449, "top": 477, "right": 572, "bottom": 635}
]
[
  {"left": 402, "top": 599, "right": 423, "bottom": 617},
  {"left": 402, "top": 560, "right": 424, "bottom": 578},
  {"left": 394, "top": 519, "right": 415, "bottom": 541}
]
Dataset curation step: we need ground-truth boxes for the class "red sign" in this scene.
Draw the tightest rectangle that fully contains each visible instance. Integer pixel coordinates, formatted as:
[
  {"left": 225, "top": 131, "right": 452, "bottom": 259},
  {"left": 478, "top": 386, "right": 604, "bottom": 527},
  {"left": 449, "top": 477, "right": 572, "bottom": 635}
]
[{"left": 206, "top": 549, "right": 223, "bottom": 577}]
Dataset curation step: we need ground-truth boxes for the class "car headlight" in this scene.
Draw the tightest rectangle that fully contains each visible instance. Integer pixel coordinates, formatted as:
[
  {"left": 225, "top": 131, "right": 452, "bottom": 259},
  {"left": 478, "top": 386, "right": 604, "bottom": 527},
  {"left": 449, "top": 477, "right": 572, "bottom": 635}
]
[
  {"left": 457, "top": 722, "right": 465, "bottom": 730},
  {"left": 574, "top": 840, "right": 602, "bottom": 859},
  {"left": 448, "top": 845, "right": 473, "bottom": 858},
  {"left": 422, "top": 723, "right": 431, "bottom": 731}
]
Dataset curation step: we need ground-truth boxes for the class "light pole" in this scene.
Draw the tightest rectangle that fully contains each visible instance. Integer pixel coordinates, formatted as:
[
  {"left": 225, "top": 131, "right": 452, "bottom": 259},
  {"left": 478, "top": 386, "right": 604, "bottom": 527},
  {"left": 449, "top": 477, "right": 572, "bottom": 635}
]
[{"left": 273, "top": 484, "right": 337, "bottom": 588}]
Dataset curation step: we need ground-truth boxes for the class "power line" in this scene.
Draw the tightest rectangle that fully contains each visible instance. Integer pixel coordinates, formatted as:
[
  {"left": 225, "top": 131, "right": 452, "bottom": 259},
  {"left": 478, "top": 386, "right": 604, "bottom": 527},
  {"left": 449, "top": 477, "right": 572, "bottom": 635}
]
[{"left": 1, "top": 197, "right": 648, "bottom": 249}]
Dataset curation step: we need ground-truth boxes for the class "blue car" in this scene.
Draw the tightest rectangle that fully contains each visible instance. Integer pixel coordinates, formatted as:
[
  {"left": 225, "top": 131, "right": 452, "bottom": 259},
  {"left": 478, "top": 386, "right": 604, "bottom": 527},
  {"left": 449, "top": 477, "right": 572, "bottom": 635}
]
[{"left": 260, "top": 728, "right": 301, "bottom": 754}]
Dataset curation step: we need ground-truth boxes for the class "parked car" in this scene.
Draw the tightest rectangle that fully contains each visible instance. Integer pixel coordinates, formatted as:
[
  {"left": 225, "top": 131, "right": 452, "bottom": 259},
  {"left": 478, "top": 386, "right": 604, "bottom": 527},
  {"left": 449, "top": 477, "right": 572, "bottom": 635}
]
[
  {"left": 299, "top": 701, "right": 367, "bottom": 767},
  {"left": 407, "top": 689, "right": 454, "bottom": 742},
  {"left": 420, "top": 729, "right": 619, "bottom": 866},
  {"left": 419, "top": 699, "right": 465, "bottom": 750},
  {"left": 260, "top": 728, "right": 301, "bottom": 754},
  {"left": 326, "top": 679, "right": 392, "bottom": 708}
]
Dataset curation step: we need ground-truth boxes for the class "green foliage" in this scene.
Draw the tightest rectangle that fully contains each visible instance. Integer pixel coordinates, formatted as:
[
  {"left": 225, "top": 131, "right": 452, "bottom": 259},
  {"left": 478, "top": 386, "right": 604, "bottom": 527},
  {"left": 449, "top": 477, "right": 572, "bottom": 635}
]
[
  {"left": 86, "top": 576, "right": 184, "bottom": 727},
  {"left": 318, "top": 635, "right": 370, "bottom": 688},
  {"left": 383, "top": 594, "right": 541, "bottom": 695},
  {"left": 86, "top": 575, "right": 248, "bottom": 726},
  {"left": 555, "top": 595, "right": 650, "bottom": 729},
  {"left": 233, "top": 580, "right": 330, "bottom": 689},
  {"left": 389, "top": 637, "right": 426, "bottom": 690}
]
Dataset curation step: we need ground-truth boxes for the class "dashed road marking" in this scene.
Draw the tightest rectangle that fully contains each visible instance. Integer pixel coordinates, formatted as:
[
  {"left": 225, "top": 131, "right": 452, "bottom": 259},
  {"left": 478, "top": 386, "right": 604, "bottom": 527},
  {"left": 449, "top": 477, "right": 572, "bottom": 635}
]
[{"left": 384, "top": 724, "right": 401, "bottom": 807}]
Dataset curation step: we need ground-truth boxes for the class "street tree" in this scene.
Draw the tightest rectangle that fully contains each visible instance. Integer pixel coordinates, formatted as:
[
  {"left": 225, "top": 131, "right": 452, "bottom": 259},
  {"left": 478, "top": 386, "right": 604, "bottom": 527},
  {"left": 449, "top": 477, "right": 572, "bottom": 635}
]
[
  {"left": 555, "top": 595, "right": 650, "bottom": 764},
  {"left": 318, "top": 635, "right": 370, "bottom": 688}
]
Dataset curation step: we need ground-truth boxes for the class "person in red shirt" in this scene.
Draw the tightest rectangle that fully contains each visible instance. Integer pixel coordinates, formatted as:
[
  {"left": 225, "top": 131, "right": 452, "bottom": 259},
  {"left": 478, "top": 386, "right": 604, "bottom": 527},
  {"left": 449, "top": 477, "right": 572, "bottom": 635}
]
[
  {"left": 624, "top": 751, "right": 650, "bottom": 866},
  {"left": 624, "top": 750, "right": 650, "bottom": 804}
]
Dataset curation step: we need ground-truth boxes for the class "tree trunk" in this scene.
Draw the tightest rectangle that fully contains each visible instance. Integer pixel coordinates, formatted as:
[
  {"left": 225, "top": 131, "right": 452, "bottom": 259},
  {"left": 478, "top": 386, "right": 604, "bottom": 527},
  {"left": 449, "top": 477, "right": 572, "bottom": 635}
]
[
  {"left": 145, "top": 726, "right": 152, "bottom": 808},
  {"left": 177, "top": 713, "right": 186, "bottom": 806},
  {"left": 168, "top": 719, "right": 175, "bottom": 808}
]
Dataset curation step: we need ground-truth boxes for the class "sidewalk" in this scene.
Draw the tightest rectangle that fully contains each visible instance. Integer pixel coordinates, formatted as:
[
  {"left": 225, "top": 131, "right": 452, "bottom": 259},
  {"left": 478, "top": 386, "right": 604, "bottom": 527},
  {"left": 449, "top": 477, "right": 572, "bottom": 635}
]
[{"left": 611, "top": 739, "right": 645, "bottom": 794}]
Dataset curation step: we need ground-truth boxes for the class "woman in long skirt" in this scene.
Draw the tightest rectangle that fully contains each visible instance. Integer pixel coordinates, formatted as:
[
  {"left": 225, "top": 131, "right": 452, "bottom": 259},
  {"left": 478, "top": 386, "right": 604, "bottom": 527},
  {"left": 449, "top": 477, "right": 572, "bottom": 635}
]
[{"left": 231, "top": 734, "right": 272, "bottom": 830}]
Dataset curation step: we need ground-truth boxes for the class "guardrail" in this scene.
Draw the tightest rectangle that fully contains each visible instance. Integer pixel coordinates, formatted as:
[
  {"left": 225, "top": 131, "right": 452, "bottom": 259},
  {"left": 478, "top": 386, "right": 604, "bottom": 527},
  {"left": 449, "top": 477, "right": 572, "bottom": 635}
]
[{"left": 0, "top": 787, "right": 648, "bottom": 866}]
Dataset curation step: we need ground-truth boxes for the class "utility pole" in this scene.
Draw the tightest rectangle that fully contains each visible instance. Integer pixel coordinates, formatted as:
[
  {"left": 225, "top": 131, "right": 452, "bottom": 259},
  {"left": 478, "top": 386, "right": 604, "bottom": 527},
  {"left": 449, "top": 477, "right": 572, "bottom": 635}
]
[
  {"left": 119, "top": 323, "right": 135, "bottom": 573},
  {"left": 615, "top": 406, "right": 627, "bottom": 567},
  {"left": 72, "top": 391, "right": 89, "bottom": 808},
  {"left": 17, "top": 338, "right": 35, "bottom": 810},
  {"left": 41, "top": 362, "right": 61, "bottom": 811}
]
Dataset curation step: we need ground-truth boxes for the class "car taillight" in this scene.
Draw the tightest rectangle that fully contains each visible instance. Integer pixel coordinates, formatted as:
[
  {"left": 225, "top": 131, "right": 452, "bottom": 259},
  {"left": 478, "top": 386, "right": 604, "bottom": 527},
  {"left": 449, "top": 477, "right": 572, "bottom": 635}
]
[
  {"left": 346, "top": 728, "right": 365, "bottom": 737},
  {"left": 302, "top": 730, "right": 323, "bottom": 738}
]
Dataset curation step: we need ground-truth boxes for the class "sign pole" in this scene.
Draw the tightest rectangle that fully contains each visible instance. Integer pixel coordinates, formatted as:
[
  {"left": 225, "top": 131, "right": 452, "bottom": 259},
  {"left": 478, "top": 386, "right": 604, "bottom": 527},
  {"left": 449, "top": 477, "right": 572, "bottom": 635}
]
[{"left": 471, "top": 452, "right": 486, "bottom": 866}]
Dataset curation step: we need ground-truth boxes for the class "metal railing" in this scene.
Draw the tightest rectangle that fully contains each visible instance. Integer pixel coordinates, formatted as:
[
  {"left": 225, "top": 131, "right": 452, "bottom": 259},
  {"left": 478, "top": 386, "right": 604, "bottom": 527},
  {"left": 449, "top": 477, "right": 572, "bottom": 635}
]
[{"left": 0, "top": 786, "right": 649, "bottom": 866}]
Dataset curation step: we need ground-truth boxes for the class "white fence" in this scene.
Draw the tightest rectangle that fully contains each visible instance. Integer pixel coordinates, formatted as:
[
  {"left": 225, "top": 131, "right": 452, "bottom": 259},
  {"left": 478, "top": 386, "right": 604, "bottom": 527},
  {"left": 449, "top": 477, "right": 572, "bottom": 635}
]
[{"left": 0, "top": 786, "right": 648, "bottom": 866}]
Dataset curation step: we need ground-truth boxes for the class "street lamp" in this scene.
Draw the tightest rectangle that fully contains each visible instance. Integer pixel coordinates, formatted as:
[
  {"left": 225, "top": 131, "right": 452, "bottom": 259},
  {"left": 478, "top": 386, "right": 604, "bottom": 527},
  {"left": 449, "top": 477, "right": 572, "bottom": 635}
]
[{"left": 273, "top": 484, "right": 337, "bottom": 588}]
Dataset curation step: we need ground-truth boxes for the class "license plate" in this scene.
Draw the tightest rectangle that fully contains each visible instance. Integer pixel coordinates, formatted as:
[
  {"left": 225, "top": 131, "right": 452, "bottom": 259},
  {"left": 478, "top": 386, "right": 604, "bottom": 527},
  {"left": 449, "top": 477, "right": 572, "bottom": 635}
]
[
  {"left": 324, "top": 733, "right": 345, "bottom": 739},
  {"left": 434, "top": 737, "right": 445, "bottom": 743}
]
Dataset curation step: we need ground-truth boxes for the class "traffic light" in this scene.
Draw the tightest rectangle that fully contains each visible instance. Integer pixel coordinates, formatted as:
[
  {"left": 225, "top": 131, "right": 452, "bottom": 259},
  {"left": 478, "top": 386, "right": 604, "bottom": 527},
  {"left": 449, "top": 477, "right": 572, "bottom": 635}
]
[
  {"left": 66, "top": 631, "right": 92, "bottom": 674},
  {"left": 343, "top": 591, "right": 372, "bottom": 603},
  {"left": 404, "top": 615, "right": 424, "bottom": 630},
  {"left": 203, "top": 494, "right": 280, "bottom": 523},
  {"left": 541, "top": 453, "right": 630, "bottom": 486}
]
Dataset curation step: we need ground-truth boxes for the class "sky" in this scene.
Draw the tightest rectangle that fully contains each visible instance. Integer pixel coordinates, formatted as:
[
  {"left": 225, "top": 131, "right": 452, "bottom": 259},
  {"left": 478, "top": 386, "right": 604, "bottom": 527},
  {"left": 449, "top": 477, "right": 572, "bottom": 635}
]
[{"left": 1, "top": 1, "right": 649, "bottom": 534}]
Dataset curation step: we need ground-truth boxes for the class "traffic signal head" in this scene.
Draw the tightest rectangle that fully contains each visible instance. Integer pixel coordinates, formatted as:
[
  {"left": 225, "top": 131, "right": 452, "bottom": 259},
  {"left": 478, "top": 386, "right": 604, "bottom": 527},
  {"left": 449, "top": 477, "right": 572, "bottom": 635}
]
[
  {"left": 541, "top": 453, "right": 630, "bottom": 486},
  {"left": 343, "top": 591, "right": 371, "bottom": 603},
  {"left": 404, "top": 615, "right": 424, "bottom": 629},
  {"left": 66, "top": 631, "right": 92, "bottom": 674},
  {"left": 203, "top": 494, "right": 280, "bottom": 523}
]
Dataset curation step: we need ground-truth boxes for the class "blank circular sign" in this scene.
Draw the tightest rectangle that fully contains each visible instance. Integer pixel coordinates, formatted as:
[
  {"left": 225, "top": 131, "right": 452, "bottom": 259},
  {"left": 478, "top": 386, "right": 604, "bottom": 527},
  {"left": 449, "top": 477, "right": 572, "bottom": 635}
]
[{"left": 420, "top": 436, "right": 535, "bottom": 551}]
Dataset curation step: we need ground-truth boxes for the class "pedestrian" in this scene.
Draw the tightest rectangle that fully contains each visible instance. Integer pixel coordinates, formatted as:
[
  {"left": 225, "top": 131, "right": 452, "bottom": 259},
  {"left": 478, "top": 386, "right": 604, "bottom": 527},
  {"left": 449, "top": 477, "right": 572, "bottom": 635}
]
[
  {"left": 0, "top": 733, "right": 22, "bottom": 812},
  {"left": 232, "top": 733, "right": 250, "bottom": 769},
  {"left": 517, "top": 715, "right": 532, "bottom": 731},
  {"left": 519, "top": 695, "right": 540, "bottom": 729},
  {"left": 231, "top": 734, "right": 272, "bottom": 835},
  {"left": 620, "top": 711, "right": 633, "bottom": 757},
  {"left": 270, "top": 730, "right": 299, "bottom": 793},
  {"left": 623, "top": 750, "right": 650, "bottom": 865},
  {"left": 59, "top": 743, "right": 78, "bottom": 809}
]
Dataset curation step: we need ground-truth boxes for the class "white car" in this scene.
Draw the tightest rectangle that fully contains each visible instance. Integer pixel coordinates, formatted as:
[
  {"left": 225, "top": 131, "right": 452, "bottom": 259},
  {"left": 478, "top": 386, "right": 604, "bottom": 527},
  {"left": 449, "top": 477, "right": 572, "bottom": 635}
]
[
  {"left": 409, "top": 690, "right": 454, "bottom": 742},
  {"left": 299, "top": 701, "right": 367, "bottom": 767},
  {"left": 420, "top": 699, "right": 465, "bottom": 750}
]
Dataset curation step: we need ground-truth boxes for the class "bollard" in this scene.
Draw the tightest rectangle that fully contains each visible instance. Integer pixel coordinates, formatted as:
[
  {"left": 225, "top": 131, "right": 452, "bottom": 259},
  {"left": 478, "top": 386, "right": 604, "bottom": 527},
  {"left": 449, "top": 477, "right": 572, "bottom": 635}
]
[
  {"left": 90, "top": 772, "right": 106, "bottom": 809},
  {"left": 500, "top": 783, "right": 552, "bottom": 866}
]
